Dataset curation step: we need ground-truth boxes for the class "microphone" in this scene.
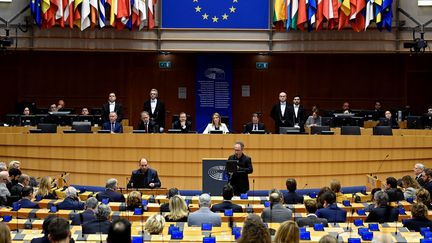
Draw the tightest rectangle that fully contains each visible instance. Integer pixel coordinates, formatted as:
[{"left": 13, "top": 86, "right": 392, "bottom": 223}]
[
  {"left": 268, "top": 201, "right": 276, "bottom": 235},
  {"left": 374, "top": 154, "right": 390, "bottom": 178},
  {"left": 346, "top": 208, "right": 355, "bottom": 231},
  {"left": 302, "top": 183, "right": 308, "bottom": 190},
  {"left": 248, "top": 179, "right": 255, "bottom": 213},
  {"left": 394, "top": 212, "right": 398, "bottom": 235},
  {"left": 333, "top": 203, "right": 337, "bottom": 226},
  {"left": 228, "top": 216, "right": 233, "bottom": 228},
  {"left": 98, "top": 215, "right": 102, "bottom": 243}
]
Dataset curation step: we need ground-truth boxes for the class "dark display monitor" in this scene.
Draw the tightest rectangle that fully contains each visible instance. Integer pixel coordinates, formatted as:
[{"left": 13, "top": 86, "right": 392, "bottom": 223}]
[
  {"left": 407, "top": 116, "right": 424, "bottom": 129},
  {"left": 5, "top": 114, "right": 20, "bottom": 126}
]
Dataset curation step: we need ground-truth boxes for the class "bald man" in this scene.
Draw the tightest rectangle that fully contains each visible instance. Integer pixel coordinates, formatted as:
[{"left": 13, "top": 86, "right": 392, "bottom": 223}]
[
  {"left": 270, "top": 92, "right": 291, "bottom": 133},
  {"left": 127, "top": 158, "right": 161, "bottom": 189}
]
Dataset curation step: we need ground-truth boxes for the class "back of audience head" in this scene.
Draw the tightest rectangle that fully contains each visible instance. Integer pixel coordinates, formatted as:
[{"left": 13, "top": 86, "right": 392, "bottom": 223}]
[
  {"left": 107, "top": 218, "right": 131, "bottom": 243},
  {"left": 318, "top": 234, "right": 337, "bottom": 243},
  {"left": 385, "top": 177, "right": 398, "bottom": 189},
  {"left": 222, "top": 184, "right": 234, "bottom": 200},
  {"left": 321, "top": 191, "right": 337, "bottom": 207},
  {"left": 329, "top": 179, "right": 341, "bottom": 193},
  {"left": 285, "top": 179, "right": 297, "bottom": 193},
  {"left": 412, "top": 203, "right": 428, "bottom": 219},
  {"left": 144, "top": 214, "right": 165, "bottom": 234},
  {"left": 85, "top": 197, "right": 98, "bottom": 210},
  {"left": 127, "top": 191, "right": 142, "bottom": 210},
  {"left": 374, "top": 191, "right": 389, "bottom": 207},
  {"left": 423, "top": 168, "right": 432, "bottom": 182},
  {"left": 167, "top": 187, "right": 179, "bottom": 199},
  {"left": 8, "top": 161, "right": 20, "bottom": 170},
  {"left": 274, "top": 220, "right": 299, "bottom": 243},
  {"left": 0, "top": 171, "right": 9, "bottom": 183},
  {"left": 238, "top": 214, "right": 271, "bottom": 243},
  {"left": 269, "top": 189, "right": 283, "bottom": 205},
  {"left": 42, "top": 215, "right": 56, "bottom": 236},
  {"left": 401, "top": 175, "right": 420, "bottom": 189},
  {"left": 48, "top": 217, "right": 71, "bottom": 243},
  {"left": 370, "top": 188, "right": 381, "bottom": 201},
  {"left": 96, "top": 204, "right": 112, "bottom": 220},
  {"left": 65, "top": 186, "right": 78, "bottom": 199},
  {"left": 106, "top": 178, "right": 118, "bottom": 190},
  {"left": 17, "top": 174, "right": 30, "bottom": 186},
  {"left": 168, "top": 195, "right": 188, "bottom": 220},
  {"left": 37, "top": 176, "right": 52, "bottom": 197},
  {"left": 0, "top": 162, "right": 7, "bottom": 172},
  {"left": 199, "top": 193, "right": 211, "bottom": 207},
  {"left": 416, "top": 188, "right": 431, "bottom": 206},
  {"left": 304, "top": 199, "right": 318, "bottom": 214},
  {"left": 21, "top": 186, "right": 34, "bottom": 198},
  {"left": 0, "top": 223, "right": 11, "bottom": 243},
  {"left": 8, "top": 167, "right": 21, "bottom": 179}
]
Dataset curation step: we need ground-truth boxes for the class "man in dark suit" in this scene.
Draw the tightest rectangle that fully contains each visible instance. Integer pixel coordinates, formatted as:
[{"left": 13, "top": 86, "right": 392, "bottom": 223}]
[
  {"left": 378, "top": 111, "right": 399, "bottom": 129},
  {"left": 102, "top": 112, "right": 123, "bottom": 133},
  {"left": 227, "top": 142, "right": 253, "bottom": 196},
  {"left": 172, "top": 112, "right": 192, "bottom": 133},
  {"left": 17, "top": 186, "right": 39, "bottom": 209},
  {"left": 127, "top": 158, "right": 161, "bottom": 189},
  {"left": 138, "top": 111, "right": 159, "bottom": 133},
  {"left": 160, "top": 188, "right": 179, "bottom": 213},
  {"left": 261, "top": 189, "right": 292, "bottom": 223},
  {"left": 270, "top": 92, "right": 290, "bottom": 134},
  {"left": 82, "top": 204, "right": 112, "bottom": 234},
  {"left": 422, "top": 168, "right": 432, "bottom": 196},
  {"left": 243, "top": 113, "right": 266, "bottom": 134},
  {"left": 372, "top": 101, "right": 384, "bottom": 121},
  {"left": 57, "top": 187, "right": 85, "bottom": 210},
  {"left": 384, "top": 177, "right": 404, "bottom": 202},
  {"left": 296, "top": 199, "right": 328, "bottom": 227},
  {"left": 10, "top": 174, "right": 29, "bottom": 198},
  {"left": 102, "top": 92, "right": 123, "bottom": 122},
  {"left": 143, "top": 89, "right": 166, "bottom": 132},
  {"left": 316, "top": 191, "right": 347, "bottom": 223},
  {"left": 403, "top": 203, "right": 432, "bottom": 232},
  {"left": 70, "top": 197, "right": 97, "bottom": 225},
  {"left": 286, "top": 95, "right": 306, "bottom": 132},
  {"left": 31, "top": 217, "right": 75, "bottom": 243},
  {"left": 365, "top": 191, "right": 399, "bottom": 223},
  {"left": 211, "top": 184, "right": 243, "bottom": 213},
  {"left": 414, "top": 163, "right": 425, "bottom": 186},
  {"left": 96, "top": 178, "right": 125, "bottom": 203},
  {"left": 283, "top": 178, "right": 304, "bottom": 204}
]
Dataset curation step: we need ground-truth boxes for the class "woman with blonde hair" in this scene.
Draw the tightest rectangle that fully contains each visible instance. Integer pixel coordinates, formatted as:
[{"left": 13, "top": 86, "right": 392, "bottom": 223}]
[
  {"left": 0, "top": 222, "right": 11, "bottom": 243},
  {"left": 416, "top": 188, "right": 432, "bottom": 209},
  {"left": 145, "top": 214, "right": 165, "bottom": 234},
  {"left": 165, "top": 195, "right": 189, "bottom": 222},
  {"left": 35, "top": 176, "right": 57, "bottom": 199},
  {"left": 274, "top": 220, "right": 300, "bottom": 243},
  {"left": 400, "top": 175, "right": 420, "bottom": 200},
  {"left": 202, "top": 112, "right": 229, "bottom": 134},
  {"left": 126, "top": 191, "right": 142, "bottom": 211}
]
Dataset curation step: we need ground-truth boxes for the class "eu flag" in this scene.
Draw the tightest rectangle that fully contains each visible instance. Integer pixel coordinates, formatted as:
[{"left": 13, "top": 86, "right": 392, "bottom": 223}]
[{"left": 162, "top": 0, "right": 269, "bottom": 29}]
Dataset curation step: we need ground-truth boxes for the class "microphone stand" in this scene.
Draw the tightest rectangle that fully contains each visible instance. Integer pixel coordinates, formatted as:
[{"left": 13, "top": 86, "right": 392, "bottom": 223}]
[{"left": 373, "top": 154, "right": 390, "bottom": 179}]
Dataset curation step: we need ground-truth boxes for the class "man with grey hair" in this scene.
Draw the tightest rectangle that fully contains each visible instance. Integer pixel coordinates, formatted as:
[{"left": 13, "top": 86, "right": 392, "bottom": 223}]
[
  {"left": 261, "top": 189, "right": 292, "bottom": 223},
  {"left": 0, "top": 171, "right": 10, "bottom": 205},
  {"left": 227, "top": 141, "right": 253, "bottom": 196},
  {"left": 365, "top": 191, "right": 399, "bottom": 223},
  {"left": 71, "top": 197, "right": 98, "bottom": 225},
  {"left": 57, "top": 186, "right": 85, "bottom": 210},
  {"left": 82, "top": 204, "right": 112, "bottom": 234},
  {"left": 187, "top": 193, "right": 221, "bottom": 226},
  {"left": 0, "top": 162, "right": 7, "bottom": 171},
  {"left": 96, "top": 178, "right": 125, "bottom": 203},
  {"left": 143, "top": 88, "right": 166, "bottom": 132},
  {"left": 414, "top": 163, "right": 426, "bottom": 186}
]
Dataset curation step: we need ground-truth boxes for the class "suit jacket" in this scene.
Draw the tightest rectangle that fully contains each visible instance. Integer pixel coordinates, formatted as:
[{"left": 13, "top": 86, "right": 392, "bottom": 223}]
[
  {"left": 160, "top": 203, "right": 170, "bottom": 212},
  {"left": 423, "top": 180, "right": 432, "bottom": 197},
  {"left": 172, "top": 120, "right": 192, "bottom": 133},
  {"left": 82, "top": 219, "right": 111, "bottom": 234},
  {"left": 365, "top": 205, "right": 399, "bottom": 223},
  {"left": 243, "top": 122, "right": 266, "bottom": 134},
  {"left": 416, "top": 174, "right": 425, "bottom": 187},
  {"left": 102, "top": 121, "right": 123, "bottom": 133},
  {"left": 187, "top": 207, "right": 221, "bottom": 227},
  {"left": 261, "top": 204, "right": 293, "bottom": 223},
  {"left": 70, "top": 209, "right": 96, "bottom": 225},
  {"left": 227, "top": 154, "right": 253, "bottom": 196},
  {"left": 144, "top": 99, "right": 166, "bottom": 128},
  {"left": 403, "top": 217, "right": 432, "bottom": 232},
  {"left": 286, "top": 104, "right": 306, "bottom": 132},
  {"left": 316, "top": 204, "right": 347, "bottom": 223},
  {"left": 137, "top": 120, "right": 159, "bottom": 133},
  {"left": 296, "top": 214, "right": 329, "bottom": 227},
  {"left": 96, "top": 189, "right": 125, "bottom": 203},
  {"left": 102, "top": 102, "right": 123, "bottom": 122},
  {"left": 18, "top": 198, "right": 39, "bottom": 209},
  {"left": 270, "top": 102, "right": 291, "bottom": 133},
  {"left": 57, "top": 197, "right": 85, "bottom": 210},
  {"left": 128, "top": 168, "right": 161, "bottom": 188},
  {"left": 211, "top": 200, "right": 243, "bottom": 213},
  {"left": 385, "top": 188, "right": 404, "bottom": 202},
  {"left": 378, "top": 118, "right": 399, "bottom": 129},
  {"left": 10, "top": 183, "right": 24, "bottom": 197},
  {"left": 283, "top": 191, "right": 304, "bottom": 204}
]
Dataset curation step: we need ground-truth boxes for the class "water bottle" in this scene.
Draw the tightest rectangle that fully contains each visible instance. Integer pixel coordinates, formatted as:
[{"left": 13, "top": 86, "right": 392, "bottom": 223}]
[{"left": 397, "top": 110, "right": 403, "bottom": 121}]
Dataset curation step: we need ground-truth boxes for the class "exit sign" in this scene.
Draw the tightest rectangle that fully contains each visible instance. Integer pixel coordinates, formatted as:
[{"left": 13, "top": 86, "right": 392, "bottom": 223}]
[
  {"left": 159, "top": 61, "right": 172, "bottom": 69},
  {"left": 256, "top": 62, "right": 268, "bottom": 69}
]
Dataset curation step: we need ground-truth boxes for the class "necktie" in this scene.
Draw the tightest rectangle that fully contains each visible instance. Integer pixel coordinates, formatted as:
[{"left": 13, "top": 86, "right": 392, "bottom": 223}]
[
  {"left": 144, "top": 123, "right": 148, "bottom": 132},
  {"left": 111, "top": 123, "right": 115, "bottom": 132},
  {"left": 254, "top": 124, "right": 257, "bottom": 131}
]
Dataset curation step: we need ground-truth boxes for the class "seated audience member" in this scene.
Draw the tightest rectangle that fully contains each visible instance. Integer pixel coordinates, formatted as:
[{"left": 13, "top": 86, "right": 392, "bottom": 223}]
[
  {"left": 0, "top": 222, "right": 11, "bottom": 243},
  {"left": 365, "top": 191, "right": 399, "bottom": 223},
  {"left": 378, "top": 110, "right": 399, "bottom": 128},
  {"left": 48, "top": 104, "right": 58, "bottom": 112},
  {"left": 416, "top": 188, "right": 432, "bottom": 210},
  {"left": 96, "top": 178, "right": 125, "bottom": 203},
  {"left": 296, "top": 199, "right": 328, "bottom": 227},
  {"left": 202, "top": 112, "right": 229, "bottom": 134},
  {"left": 32, "top": 216, "right": 75, "bottom": 243},
  {"left": 188, "top": 193, "right": 221, "bottom": 226},
  {"left": 318, "top": 235, "right": 337, "bottom": 243},
  {"left": 10, "top": 174, "right": 29, "bottom": 198},
  {"left": 127, "top": 158, "right": 161, "bottom": 189},
  {"left": 172, "top": 112, "right": 192, "bottom": 133},
  {"left": 316, "top": 186, "right": 332, "bottom": 209},
  {"left": 243, "top": 112, "right": 266, "bottom": 133},
  {"left": 57, "top": 99, "right": 66, "bottom": 111},
  {"left": 126, "top": 191, "right": 142, "bottom": 211},
  {"left": 35, "top": 176, "right": 57, "bottom": 200},
  {"left": 107, "top": 218, "right": 131, "bottom": 243},
  {"left": 329, "top": 179, "right": 348, "bottom": 202},
  {"left": 371, "top": 101, "right": 384, "bottom": 121},
  {"left": 238, "top": 214, "right": 271, "bottom": 243},
  {"left": 7, "top": 167, "right": 21, "bottom": 191},
  {"left": 138, "top": 111, "right": 158, "bottom": 133},
  {"left": 211, "top": 184, "right": 243, "bottom": 213},
  {"left": 384, "top": 177, "right": 404, "bottom": 202},
  {"left": 261, "top": 189, "right": 292, "bottom": 223},
  {"left": 337, "top": 102, "right": 352, "bottom": 114},
  {"left": 283, "top": 178, "right": 304, "bottom": 204},
  {"left": 414, "top": 163, "right": 425, "bottom": 186},
  {"left": 274, "top": 220, "right": 299, "bottom": 243},
  {"left": 365, "top": 188, "right": 381, "bottom": 212},
  {"left": 403, "top": 203, "right": 432, "bottom": 232},
  {"left": 81, "top": 108, "right": 90, "bottom": 116},
  {"left": 165, "top": 195, "right": 189, "bottom": 222},
  {"left": 0, "top": 162, "right": 7, "bottom": 171},
  {"left": 316, "top": 191, "right": 347, "bottom": 223},
  {"left": 23, "top": 107, "right": 31, "bottom": 116},
  {"left": 8, "top": 161, "right": 20, "bottom": 170},
  {"left": 102, "top": 112, "right": 123, "bottom": 133},
  {"left": 56, "top": 187, "right": 85, "bottom": 210},
  {"left": 400, "top": 175, "right": 420, "bottom": 200},
  {"left": 48, "top": 217, "right": 71, "bottom": 243},
  {"left": 422, "top": 168, "right": 432, "bottom": 196},
  {"left": 82, "top": 204, "right": 112, "bottom": 234},
  {"left": 160, "top": 188, "right": 179, "bottom": 212},
  {"left": 306, "top": 106, "right": 322, "bottom": 127},
  {"left": 17, "top": 186, "right": 39, "bottom": 209},
  {"left": 145, "top": 214, "right": 165, "bottom": 234},
  {"left": 71, "top": 197, "right": 98, "bottom": 225},
  {"left": 0, "top": 171, "right": 10, "bottom": 205}
]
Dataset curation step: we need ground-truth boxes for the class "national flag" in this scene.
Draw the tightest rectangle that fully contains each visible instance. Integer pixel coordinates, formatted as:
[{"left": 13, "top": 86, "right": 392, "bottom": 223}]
[
  {"left": 291, "top": 0, "right": 299, "bottom": 30},
  {"left": 326, "top": 0, "right": 339, "bottom": 29},
  {"left": 297, "top": 0, "right": 307, "bottom": 30},
  {"left": 316, "top": 0, "right": 324, "bottom": 30},
  {"left": 55, "top": 0, "right": 64, "bottom": 27},
  {"left": 74, "top": 0, "right": 83, "bottom": 28},
  {"left": 365, "top": 0, "right": 374, "bottom": 30},
  {"left": 338, "top": 0, "right": 350, "bottom": 30},
  {"left": 89, "top": 0, "right": 98, "bottom": 27},
  {"left": 125, "top": 0, "right": 134, "bottom": 30},
  {"left": 117, "top": 0, "right": 131, "bottom": 25},
  {"left": 273, "top": 0, "right": 287, "bottom": 26},
  {"left": 147, "top": 0, "right": 156, "bottom": 29},
  {"left": 98, "top": 0, "right": 105, "bottom": 27},
  {"left": 351, "top": 0, "right": 365, "bottom": 32},
  {"left": 137, "top": 0, "right": 146, "bottom": 30},
  {"left": 378, "top": 0, "right": 392, "bottom": 31},
  {"left": 307, "top": 0, "right": 317, "bottom": 31},
  {"left": 375, "top": 0, "right": 383, "bottom": 27},
  {"left": 81, "top": 0, "right": 91, "bottom": 30},
  {"left": 63, "top": 0, "right": 74, "bottom": 28},
  {"left": 286, "top": 0, "right": 292, "bottom": 30},
  {"left": 43, "top": 0, "right": 59, "bottom": 28},
  {"left": 30, "top": 0, "right": 42, "bottom": 27}
]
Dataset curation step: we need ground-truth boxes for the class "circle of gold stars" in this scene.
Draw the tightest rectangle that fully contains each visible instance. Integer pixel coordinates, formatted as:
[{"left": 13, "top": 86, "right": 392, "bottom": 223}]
[{"left": 192, "top": 0, "right": 239, "bottom": 23}]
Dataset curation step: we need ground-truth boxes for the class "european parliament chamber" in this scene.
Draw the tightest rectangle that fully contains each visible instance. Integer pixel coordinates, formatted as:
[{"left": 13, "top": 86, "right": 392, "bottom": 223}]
[{"left": 1, "top": 0, "right": 432, "bottom": 242}]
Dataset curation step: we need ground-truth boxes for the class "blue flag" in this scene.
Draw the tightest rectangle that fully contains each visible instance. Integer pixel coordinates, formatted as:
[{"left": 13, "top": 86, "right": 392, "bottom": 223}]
[
  {"left": 30, "top": 0, "right": 42, "bottom": 27},
  {"left": 162, "top": 0, "right": 269, "bottom": 29}
]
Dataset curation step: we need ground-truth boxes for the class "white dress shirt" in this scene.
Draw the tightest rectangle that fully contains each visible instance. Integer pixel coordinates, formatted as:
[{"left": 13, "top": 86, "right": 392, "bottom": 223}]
[
  {"left": 151, "top": 99, "right": 157, "bottom": 114},
  {"left": 280, "top": 102, "right": 286, "bottom": 116},
  {"left": 202, "top": 123, "right": 229, "bottom": 134},
  {"left": 109, "top": 102, "right": 115, "bottom": 112},
  {"left": 294, "top": 105, "right": 299, "bottom": 118}
]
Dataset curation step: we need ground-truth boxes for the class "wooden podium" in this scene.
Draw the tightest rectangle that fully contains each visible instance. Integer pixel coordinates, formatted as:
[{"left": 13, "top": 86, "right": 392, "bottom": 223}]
[{"left": 366, "top": 174, "right": 382, "bottom": 191}]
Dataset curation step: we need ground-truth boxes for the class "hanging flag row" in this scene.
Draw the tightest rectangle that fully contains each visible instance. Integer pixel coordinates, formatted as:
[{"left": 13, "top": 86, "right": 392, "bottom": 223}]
[
  {"left": 274, "top": 0, "right": 393, "bottom": 32},
  {"left": 29, "top": 0, "right": 157, "bottom": 30}
]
